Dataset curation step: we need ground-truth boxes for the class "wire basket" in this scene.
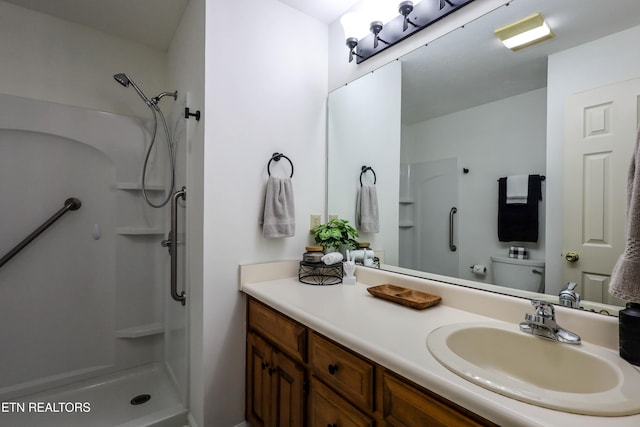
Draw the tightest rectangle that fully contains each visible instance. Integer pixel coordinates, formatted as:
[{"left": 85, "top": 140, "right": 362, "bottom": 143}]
[{"left": 298, "top": 261, "right": 343, "bottom": 285}]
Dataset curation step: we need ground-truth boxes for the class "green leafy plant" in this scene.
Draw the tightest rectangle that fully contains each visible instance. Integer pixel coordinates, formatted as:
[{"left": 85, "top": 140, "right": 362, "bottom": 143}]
[{"left": 311, "top": 219, "right": 359, "bottom": 252}]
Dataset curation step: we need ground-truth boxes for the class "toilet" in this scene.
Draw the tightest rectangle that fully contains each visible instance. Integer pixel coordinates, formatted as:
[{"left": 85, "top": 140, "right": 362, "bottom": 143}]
[{"left": 490, "top": 255, "right": 545, "bottom": 293}]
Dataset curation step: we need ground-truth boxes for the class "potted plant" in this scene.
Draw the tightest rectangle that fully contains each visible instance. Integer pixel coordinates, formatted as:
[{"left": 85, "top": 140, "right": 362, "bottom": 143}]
[{"left": 311, "top": 218, "right": 359, "bottom": 253}]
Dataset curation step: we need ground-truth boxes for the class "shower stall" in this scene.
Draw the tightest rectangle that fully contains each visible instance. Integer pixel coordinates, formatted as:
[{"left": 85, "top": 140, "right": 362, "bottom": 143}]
[{"left": 0, "top": 92, "right": 189, "bottom": 426}]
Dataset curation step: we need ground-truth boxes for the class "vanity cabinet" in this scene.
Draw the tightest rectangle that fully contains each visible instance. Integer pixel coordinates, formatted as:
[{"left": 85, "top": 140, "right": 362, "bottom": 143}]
[
  {"left": 246, "top": 297, "right": 497, "bottom": 427},
  {"left": 379, "top": 370, "right": 491, "bottom": 427},
  {"left": 309, "top": 332, "right": 374, "bottom": 412},
  {"left": 309, "top": 377, "right": 374, "bottom": 427},
  {"left": 246, "top": 332, "right": 305, "bottom": 427}
]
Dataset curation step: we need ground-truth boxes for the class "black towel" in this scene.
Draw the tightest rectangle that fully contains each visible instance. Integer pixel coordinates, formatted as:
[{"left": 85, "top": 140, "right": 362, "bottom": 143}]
[{"left": 498, "top": 175, "right": 542, "bottom": 242}]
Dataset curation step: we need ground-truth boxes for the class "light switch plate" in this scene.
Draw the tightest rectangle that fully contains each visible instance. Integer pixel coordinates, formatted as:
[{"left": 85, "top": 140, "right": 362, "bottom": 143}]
[
  {"left": 328, "top": 214, "right": 339, "bottom": 222},
  {"left": 310, "top": 214, "right": 321, "bottom": 230}
]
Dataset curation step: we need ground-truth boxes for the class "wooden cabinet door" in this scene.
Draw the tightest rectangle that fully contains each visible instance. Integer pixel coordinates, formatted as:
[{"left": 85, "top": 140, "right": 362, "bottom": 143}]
[
  {"left": 309, "top": 377, "right": 374, "bottom": 427},
  {"left": 247, "top": 332, "right": 273, "bottom": 427},
  {"left": 271, "top": 350, "right": 305, "bottom": 427},
  {"left": 309, "top": 332, "right": 374, "bottom": 411},
  {"left": 248, "top": 298, "right": 307, "bottom": 363},
  {"left": 381, "top": 371, "right": 494, "bottom": 427}
]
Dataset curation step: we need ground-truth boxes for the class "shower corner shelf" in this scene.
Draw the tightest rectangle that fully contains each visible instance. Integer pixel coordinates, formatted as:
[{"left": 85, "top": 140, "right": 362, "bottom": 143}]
[
  {"left": 116, "top": 182, "right": 165, "bottom": 191},
  {"left": 399, "top": 198, "right": 414, "bottom": 204},
  {"left": 399, "top": 221, "right": 414, "bottom": 228},
  {"left": 115, "top": 323, "right": 163, "bottom": 339},
  {"left": 115, "top": 227, "right": 164, "bottom": 236}
]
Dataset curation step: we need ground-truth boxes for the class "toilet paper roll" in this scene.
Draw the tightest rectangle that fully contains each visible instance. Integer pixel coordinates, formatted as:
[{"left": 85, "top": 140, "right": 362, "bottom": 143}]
[{"left": 472, "top": 264, "right": 487, "bottom": 275}]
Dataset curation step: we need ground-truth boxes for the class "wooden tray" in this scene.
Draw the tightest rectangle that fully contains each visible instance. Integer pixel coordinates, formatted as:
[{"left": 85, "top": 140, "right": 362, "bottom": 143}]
[{"left": 367, "top": 284, "right": 441, "bottom": 310}]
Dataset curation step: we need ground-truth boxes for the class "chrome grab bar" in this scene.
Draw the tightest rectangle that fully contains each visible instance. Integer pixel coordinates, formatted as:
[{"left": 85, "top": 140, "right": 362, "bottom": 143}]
[
  {"left": 0, "top": 198, "right": 81, "bottom": 269},
  {"left": 449, "top": 207, "right": 457, "bottom": 252},
  {"left": 169, "top": 187, "right": 186, "bottom": 306}
]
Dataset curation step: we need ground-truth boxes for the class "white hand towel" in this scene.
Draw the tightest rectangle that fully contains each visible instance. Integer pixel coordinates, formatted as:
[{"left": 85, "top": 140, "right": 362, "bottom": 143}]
[
  {"left": 506, "top": 175, "right": 529, "bottom": 204},
  {"left": 610, "top": 127, "right": 640, "bottom": 302},
  {"left": 259, "top": 176, "right": 295, "bottom": 238},
  {"left": 321, "top": 252, "right": 343, "bottom": 265},
  {"left": 356, "top": 184, "right": 379, "bottom": 233}
]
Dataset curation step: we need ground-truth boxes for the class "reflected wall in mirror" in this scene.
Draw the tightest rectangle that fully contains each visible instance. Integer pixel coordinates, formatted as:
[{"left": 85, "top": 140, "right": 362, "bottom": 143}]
[{"left": 328, "top": 0, "right": 640, "bottom": 315}]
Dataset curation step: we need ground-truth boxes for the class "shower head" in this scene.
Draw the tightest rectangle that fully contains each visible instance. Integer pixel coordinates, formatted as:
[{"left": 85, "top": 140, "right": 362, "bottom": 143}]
[
  {"left": 113, "top": 73, "right": 130, "bottom": 87},
  {"left": 113, "top": 73, "right": 153, "bottom": 106}
]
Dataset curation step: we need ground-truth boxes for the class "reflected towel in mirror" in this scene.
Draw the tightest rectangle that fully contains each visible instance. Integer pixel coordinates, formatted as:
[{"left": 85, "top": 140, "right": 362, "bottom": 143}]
[
  {"left": 356, "top": 184, "right": 379, "bottom": 233},
  {"left": 497, "top": 175, "right": 542, "bottom": 242},
  {"left": 506, "top": 174, "right": 529, "bottom": 204},
  {"left": 610, "top": 127, "right": 640, "bottom": 302}
]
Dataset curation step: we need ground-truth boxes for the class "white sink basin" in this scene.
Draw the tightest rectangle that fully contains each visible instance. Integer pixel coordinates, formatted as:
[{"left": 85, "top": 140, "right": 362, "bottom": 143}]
[{"left": 427, "top": 322, "right": 640, "bottom": 416}]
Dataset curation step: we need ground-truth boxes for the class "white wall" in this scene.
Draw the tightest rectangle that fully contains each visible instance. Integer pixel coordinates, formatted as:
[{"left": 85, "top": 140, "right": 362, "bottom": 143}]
[
  {"left": 328, "top": 61, "right": 402, "bottom": 263},
  {"left": 203, "top": 0, "right": 328, "bottom": 425},
  {"left": 327, "top": 0, "right": 508, "bottom": 90},
  {"left": 0, "top": 0, "right": 168, "bottom": 118},
  {"left": 546, "top": 24, "right": 640, "bottom": 295},
  {"left": 403, "top": 89, "right": 547, "bottom": 283}
]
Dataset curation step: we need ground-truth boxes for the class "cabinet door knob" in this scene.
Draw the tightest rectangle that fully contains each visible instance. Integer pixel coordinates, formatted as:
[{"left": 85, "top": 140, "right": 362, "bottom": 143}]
[
  {"left": 328, "top": 364, "right": 339, "bottom": 375},
  {"left": 327, "top": 424, "right": 337, "bottom": 427},
  {"left": 261, "top": 362, "right": 268, "bottom": 370},
  {"left": 268, "top": 367, "right": 275, "bottom": 376}
]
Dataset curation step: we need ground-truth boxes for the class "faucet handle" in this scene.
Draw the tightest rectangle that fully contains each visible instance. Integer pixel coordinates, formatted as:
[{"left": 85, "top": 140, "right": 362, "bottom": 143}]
[
  {"left": 559, "top": 282, "right": 581, "bottom": 308},
  {"left": 530, "top": 300, "right": 555, "bottom": 318}
]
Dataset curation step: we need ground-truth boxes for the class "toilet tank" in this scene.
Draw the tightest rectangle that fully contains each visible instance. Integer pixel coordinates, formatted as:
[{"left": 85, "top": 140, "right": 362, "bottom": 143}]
[{"left": 490, "top": 255, "right": 545, "bottom": 293}]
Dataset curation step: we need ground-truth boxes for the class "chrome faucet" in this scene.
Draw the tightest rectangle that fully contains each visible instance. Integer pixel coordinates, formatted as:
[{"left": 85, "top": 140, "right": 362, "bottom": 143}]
[
  {"left": 519, "top": 300, "right": 581, "bottom": 345},
  {"left": 559, "top": 282, "right": 581, "bottom": 308}
]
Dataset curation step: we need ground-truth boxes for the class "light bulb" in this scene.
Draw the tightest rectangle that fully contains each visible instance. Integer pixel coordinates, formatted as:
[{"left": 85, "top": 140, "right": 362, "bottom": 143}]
[{"left": 340, "top": 12, "right": 368, "bottom": 40}]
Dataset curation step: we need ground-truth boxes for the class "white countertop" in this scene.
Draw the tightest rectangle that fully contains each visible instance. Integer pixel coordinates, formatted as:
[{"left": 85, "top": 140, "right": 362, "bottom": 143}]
[{"left": 240, "top": 262, "right": 640, "bottom": 427}]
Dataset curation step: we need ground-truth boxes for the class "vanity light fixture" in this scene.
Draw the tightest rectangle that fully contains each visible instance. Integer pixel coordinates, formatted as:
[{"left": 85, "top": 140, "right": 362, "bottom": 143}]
[
  {"left": 399, "top": 1, "right": 418, "bottom": 31},
  {"left": 341, "top": 0, "right": 474, "bottom": 64},
  {"left": 341, "top": 12, "right": 366, "bottom": 63},
  {"left": 494, "top": 13, "right": 554, "bottom": 51}
]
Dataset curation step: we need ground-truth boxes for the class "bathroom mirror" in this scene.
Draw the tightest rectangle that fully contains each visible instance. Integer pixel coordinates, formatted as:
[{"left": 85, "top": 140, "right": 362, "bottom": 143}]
[{"left": 328, "top": 0, "right": 640, "bottom": 315}]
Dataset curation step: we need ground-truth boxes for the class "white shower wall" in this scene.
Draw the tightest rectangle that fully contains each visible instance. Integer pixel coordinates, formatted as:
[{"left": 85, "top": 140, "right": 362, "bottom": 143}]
[{"left": 0, "top": 93, "right": 168, "bottom": 400}]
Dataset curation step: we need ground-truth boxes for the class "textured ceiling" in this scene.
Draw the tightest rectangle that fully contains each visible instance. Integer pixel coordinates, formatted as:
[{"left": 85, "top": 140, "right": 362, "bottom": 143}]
[
  {"left": 2, "top": 0, "right": 189, "bottom": 51},
  {"left": 399, "top": 0, "right": 640, "bottom": 125},
  {"left": 277, "top": 0, "right": 360, "bottom": 24},
  {"left": 2, "top": 0, "right": 358, "bottom": 50}
]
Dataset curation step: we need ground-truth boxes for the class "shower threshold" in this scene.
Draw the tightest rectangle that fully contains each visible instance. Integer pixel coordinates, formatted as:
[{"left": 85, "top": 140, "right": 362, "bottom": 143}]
[{"left": 1, "top": 363, "right": 187, "bottom": 427}]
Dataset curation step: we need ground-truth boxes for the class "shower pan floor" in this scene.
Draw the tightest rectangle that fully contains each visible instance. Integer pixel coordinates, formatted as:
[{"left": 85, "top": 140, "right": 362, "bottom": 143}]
[{"left": 2, "top": 363, "right": 187, "bottom": 427}]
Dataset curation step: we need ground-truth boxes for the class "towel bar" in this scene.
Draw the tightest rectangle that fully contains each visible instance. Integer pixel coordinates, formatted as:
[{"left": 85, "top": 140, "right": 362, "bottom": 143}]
[
  {"left": 267, "top": 152, "right": 294, "bottom": 178},
  {"left": 497, "top": 175, "right": 545, "bottom": 182},
  {"left": 360, "top": 166, "right": 377, "bottom": 186}
]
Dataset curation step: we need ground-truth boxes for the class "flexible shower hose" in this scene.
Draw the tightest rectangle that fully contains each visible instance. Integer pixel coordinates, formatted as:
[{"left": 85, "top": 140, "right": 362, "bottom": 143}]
[{"left": 141, "top": 104, "right": 175, "bottom": 208}]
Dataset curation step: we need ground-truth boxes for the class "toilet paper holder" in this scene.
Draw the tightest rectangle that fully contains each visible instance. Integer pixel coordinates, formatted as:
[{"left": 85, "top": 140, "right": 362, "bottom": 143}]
[{"left": 470, "top": 264, "right": 487, "bottom": 274}]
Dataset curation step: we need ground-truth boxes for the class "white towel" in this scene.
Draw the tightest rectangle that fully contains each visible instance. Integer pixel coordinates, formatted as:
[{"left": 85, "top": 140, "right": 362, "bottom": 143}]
[
  {"left": 259, "top": 176, "right": 295, "bottom": 238},
  {"left": 321, "top": 252, "right": 343, "bottom": 265},
  {"left": 610, "top": 127, "right": 640, "bottom": 302},
  {"left": 506, "top": 175, "right": 529, "bottom": 204},
  {"left": 356, "top": 185, "right": 379, "bottom": 233}
]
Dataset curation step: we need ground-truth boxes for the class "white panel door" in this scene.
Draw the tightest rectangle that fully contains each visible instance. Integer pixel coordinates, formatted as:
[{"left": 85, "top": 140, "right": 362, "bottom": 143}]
[{"left": 563, "top": 78, "right": 640, "bottom": 304}]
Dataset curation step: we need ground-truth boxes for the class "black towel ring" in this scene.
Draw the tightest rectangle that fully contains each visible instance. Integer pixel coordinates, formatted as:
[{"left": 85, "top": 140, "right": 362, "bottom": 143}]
[
  {"left": 267, "top": 152, "right": 294, "bottom": 178},
  {"left": 360, "top": 166, "right": 377, "bottom": 186}
]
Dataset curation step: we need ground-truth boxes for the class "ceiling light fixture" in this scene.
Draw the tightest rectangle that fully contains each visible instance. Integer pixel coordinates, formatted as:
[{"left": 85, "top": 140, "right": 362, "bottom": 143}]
[
  {"left": 494, "top": 13, "right": 554, "bottom": 51},
  {"left": 340, "top": 0, "right": 474, "bottom": 64}
]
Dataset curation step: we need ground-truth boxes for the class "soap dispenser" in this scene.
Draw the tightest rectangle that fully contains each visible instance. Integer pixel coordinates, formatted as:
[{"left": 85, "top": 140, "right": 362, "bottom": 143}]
[{"left": 619, "top": 302, "right": 640, "bottom": 366}]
